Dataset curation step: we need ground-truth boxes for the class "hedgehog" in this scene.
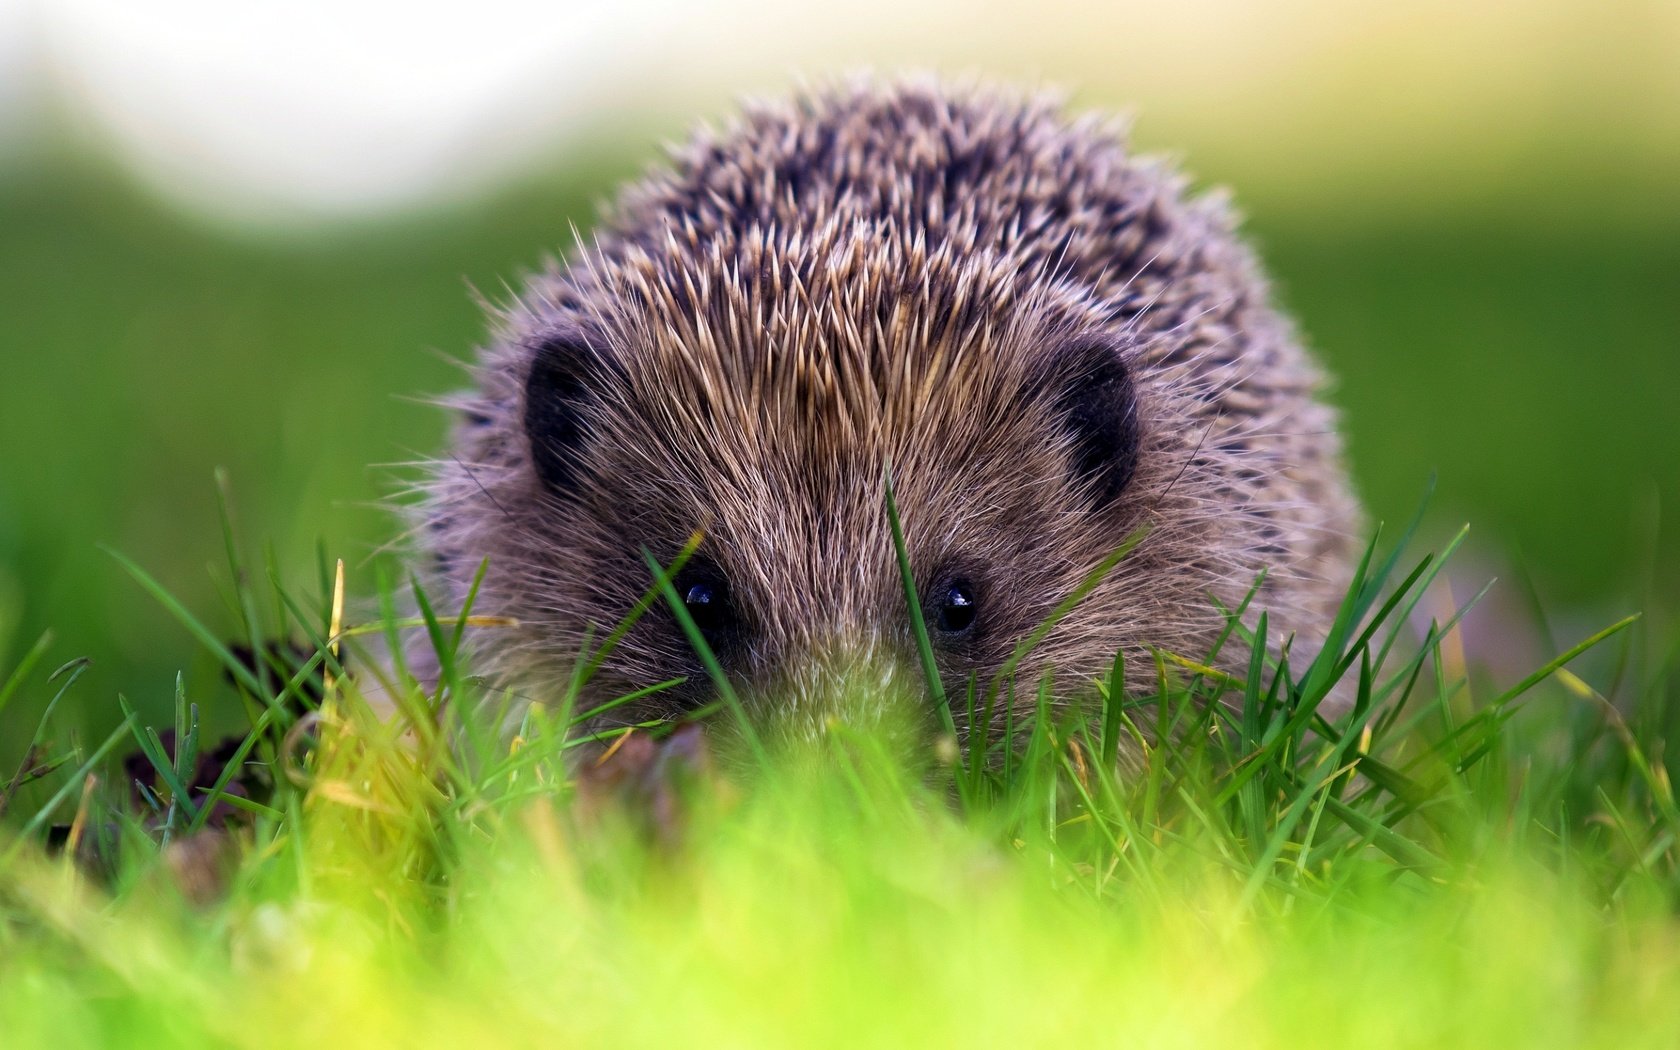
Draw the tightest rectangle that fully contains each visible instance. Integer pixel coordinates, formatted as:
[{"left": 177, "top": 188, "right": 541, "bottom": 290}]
[{"left": 413, "top": 78, "right": 1362, "bottom": 748}]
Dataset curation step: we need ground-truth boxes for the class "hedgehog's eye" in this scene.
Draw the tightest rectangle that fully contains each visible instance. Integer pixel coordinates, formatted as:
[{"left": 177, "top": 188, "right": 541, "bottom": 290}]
[
  {"left": 673, "top": 569, "right": 736, "bottom": 638},
  {"left": 682, "top": 579, "right": 729, "bottom": 632},
  {"left": 933, "top": 580, "right": 978, "bottom": 636}
]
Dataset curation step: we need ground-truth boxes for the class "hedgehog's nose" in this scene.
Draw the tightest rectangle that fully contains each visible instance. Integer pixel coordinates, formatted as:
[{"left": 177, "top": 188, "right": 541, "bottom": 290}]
[{"left": 753, "top": 638, "right": 924, "bottom": 752}]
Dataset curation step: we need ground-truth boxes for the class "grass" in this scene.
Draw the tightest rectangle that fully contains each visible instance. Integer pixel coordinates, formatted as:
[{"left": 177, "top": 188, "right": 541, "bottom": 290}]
[{"left": 0, "top": 486, "right": 1677, "bottom": 1048}]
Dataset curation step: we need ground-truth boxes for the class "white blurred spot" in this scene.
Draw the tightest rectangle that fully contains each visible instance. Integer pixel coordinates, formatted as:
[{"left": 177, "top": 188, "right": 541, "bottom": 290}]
[{"left": 33, "top": 0, "right": 659, "bottom": 219}]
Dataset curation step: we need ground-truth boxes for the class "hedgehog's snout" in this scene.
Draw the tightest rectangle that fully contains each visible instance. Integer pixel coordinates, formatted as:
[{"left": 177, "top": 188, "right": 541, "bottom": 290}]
[{"left": 750, "top": 635, "right": 928, "bottom": 749}]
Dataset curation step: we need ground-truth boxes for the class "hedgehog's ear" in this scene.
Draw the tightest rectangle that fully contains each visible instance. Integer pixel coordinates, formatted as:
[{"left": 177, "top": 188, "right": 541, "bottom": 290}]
[
  {"left": 1043, "top": 338, "right": 1141, "bottom": 510},
  {"left": 523, "top": 329, "right": 615, "bottom": 496}
]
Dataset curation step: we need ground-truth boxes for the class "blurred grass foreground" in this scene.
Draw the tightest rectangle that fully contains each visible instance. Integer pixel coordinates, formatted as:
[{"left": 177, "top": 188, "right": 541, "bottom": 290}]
[{"left": 1, "top": 508, "right": 1679, "bottom": 1048}]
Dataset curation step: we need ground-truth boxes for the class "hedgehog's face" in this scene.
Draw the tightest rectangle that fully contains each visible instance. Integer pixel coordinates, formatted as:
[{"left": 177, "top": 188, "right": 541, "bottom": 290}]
[{"left": 441, "top": 241, "right": 1189, "bottom": 745}]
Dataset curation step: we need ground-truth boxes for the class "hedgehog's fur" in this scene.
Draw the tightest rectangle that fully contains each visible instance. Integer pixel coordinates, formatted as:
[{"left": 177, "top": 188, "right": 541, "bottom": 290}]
[{"left": 416, "top": 78, "right": 1362, "bottom": 742}]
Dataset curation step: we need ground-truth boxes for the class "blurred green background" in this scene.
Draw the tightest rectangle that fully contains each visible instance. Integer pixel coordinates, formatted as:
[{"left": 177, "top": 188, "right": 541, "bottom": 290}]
[{"left": 1, "top": 0, "right": 1676, "bottom": 741}]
